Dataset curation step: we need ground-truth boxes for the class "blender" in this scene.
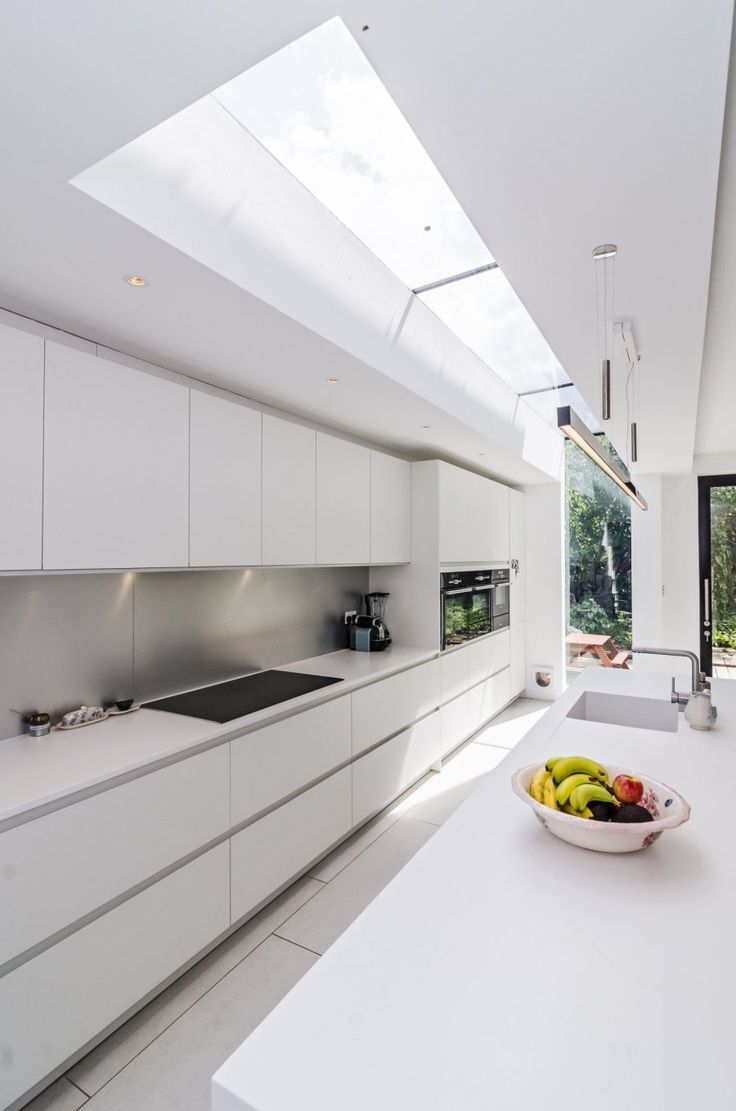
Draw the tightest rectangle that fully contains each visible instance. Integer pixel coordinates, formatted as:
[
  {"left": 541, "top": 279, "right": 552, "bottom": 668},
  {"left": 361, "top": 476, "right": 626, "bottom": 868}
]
[{"left": 349, "top": 592, "right": 392, "bottom": 651}]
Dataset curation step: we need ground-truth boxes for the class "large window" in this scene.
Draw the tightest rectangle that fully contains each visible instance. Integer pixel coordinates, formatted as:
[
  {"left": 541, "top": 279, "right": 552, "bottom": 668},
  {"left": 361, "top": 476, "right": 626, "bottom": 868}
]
[{"left": 566, "top": 438, "right": 632, "bottom": 668}]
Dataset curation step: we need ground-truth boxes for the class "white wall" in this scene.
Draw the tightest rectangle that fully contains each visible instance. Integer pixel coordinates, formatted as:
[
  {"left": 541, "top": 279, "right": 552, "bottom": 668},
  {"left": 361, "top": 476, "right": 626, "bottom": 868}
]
[
  {"left": 632, "top": 473, "right": 699, "bottom": 678},
  {"left": 523, "top": 483, "right": 566, "bottom": 699}
]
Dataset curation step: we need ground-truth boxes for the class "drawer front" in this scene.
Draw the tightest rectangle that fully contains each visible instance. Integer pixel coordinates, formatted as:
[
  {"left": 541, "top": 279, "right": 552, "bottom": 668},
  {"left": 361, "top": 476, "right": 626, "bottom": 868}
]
[
  {"left": 439, "top": 648, "right": 470, "bottom": 705},
  {"left": 231, "top": 768, "right": 352, "bottom": 924},
  {"left": 0, "top": 844, "right": 229, "bottom": 1111},
  {"left": 0, "top": 746, "right": 229, "bottom": 967},
  {"left": 467, "top": 631, "right": 510, "bottom": 688},
  {"left": 352, "top": 711, "right": 442, "bottom": 826},
  {"left": 469, "top": 668, "right": 511, "bottom": 735},
  {"left": 510, "top": 621, "right": 526, "bottom": 697},
  {"left": 351, "top": 659, "right": 439, "bottom": 756},
  {"left": 231, "top": 696, "right": 351, "bottom": 826},
  {"left": 440, "top": 690, "right": 471, "bottom": 756}
]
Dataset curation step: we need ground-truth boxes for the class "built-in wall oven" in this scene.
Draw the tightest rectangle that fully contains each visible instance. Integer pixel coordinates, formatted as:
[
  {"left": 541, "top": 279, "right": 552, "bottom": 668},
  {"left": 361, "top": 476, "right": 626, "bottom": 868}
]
[{"left": 440, "top": 569, "right": 510, "bottom": 649}]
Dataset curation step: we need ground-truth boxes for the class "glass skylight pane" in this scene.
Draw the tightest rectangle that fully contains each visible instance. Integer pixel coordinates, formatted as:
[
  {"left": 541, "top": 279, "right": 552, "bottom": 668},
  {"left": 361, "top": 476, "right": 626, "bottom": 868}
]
[
  {"left": 419, "top": 267, "right": 570, "bottom": 395},
  {"left": 523, "top": 383, "right": 602, "bottom": 434},
  {"left": 213, "top": 17, "right": 491, "bottom": 289}
]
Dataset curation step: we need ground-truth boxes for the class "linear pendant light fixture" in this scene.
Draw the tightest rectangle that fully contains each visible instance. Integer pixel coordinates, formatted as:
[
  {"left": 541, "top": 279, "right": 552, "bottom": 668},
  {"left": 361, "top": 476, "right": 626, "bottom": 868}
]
[
  {"left": 593, "top": 244, "right": 617, "bottom": 421},
  {"left": 557, "top": 405, "right": 647, "bottom": 510}
]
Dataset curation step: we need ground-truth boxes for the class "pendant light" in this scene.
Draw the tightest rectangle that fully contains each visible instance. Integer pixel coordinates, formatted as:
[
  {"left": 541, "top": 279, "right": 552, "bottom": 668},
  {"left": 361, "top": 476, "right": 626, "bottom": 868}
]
[
  {"left": 557, "top": 405, "right": 647, "bottom": 510},
  {"left": 593, "top": 244, "right": 617, "bottom": 421}
]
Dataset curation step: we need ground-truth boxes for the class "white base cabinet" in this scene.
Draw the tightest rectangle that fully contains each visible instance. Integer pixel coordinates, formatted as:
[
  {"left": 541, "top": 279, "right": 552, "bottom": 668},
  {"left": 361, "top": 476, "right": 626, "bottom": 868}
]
[
  {"left": 352, "top": 710, "right": 441, "bottom": 825},
  {"left": 510, "top": 621, "right": 527, "bottom": 697},
  {"left": 0, "top": 844, "right": 229, "bottom": 1111},
  {"left": 352, "top": 658, "right": 439, "bottom": 756},
  {"left": 230, "top": 769, "right": 352, "bottom": 923}
]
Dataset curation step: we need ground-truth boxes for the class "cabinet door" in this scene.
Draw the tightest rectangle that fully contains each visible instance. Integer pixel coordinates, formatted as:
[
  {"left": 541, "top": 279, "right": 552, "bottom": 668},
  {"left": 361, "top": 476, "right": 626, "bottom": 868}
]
[
  {"left": 0, "top": 324, "right": 44, "bottom": 569},
  {"left": 0, "top": 746, "right": 229, "bottom": 967},
  {"left": 189, "top": 392, "right": 261, "bottom": 567},
  {"left": 0, "top": 844, "right": 229, "bottom": 1111},
  {"left": 439, "top": 646, "right": 471, "bottom": 704},
  {"left": 262, "top": 415, "right": 316, "bottom": 565},
  {"left": 489, "top": 479, "right": 511, "bottom": 564},
  {"left": 351, "top": 659, "right": 440, "bottom": 756},
  {"left": 438, "top": 463, "right": 468, "bottom": 564},
  {"left": 43, "top": 343, "right": 189, "bottom": 568},
  {"left": 352, "top": 711, "right": 442, "bottom": 825},
  {"left": 440, "top": 690, "right": 471, "bottom": 756},
  {"left": 510, "top": 621, "right": 526, "bottom": 697},
  {"left": 370, "top": 452, "right": 411, "bottom": 563},
  {"left": 231, "top": 697, "right": 351, "bottom": 826},
  {"left": 468, "top": 668, "right": 511, "bottom": 734},
  {"left": 466, "top": 472, "right": 493, "bottom": 563},
  {"left": 509, "top": 488, "right": 526, "bottom": 624},
  {"left": 316, "top": 433, "right": 370, "bottom": 564},
  {"left": 230, "top": 768, "right": 351, "bottom": 923}
]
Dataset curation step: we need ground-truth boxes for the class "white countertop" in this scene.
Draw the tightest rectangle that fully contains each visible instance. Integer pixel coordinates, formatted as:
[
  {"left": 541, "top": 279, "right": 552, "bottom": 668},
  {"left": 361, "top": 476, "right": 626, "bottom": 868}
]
[
  {"left": 213, "top": 667, "right": 736, "bottom": 1111},
  {"left": 0, "top": 645, "right": 436, "bottom": 826}
]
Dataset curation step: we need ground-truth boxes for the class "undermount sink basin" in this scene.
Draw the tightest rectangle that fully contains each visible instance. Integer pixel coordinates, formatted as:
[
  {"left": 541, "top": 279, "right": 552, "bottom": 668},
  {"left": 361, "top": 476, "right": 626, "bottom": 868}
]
[{"left": 566, "top": 690, "right": 679, "bottom": 733}]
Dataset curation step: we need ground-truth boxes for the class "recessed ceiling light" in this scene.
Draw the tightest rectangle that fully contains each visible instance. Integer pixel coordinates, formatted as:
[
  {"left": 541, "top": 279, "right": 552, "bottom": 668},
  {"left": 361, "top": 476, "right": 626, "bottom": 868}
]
[
  {"left": 125, "top": 274, "right": 148, "bottom": 286},
  {"left": 326, "top": 376, "right": 340, "bottom": 383},
  {"left": 421, "top": 424, "right": 431, "bottom": 429},
  {"left": 592, "top": 244, "right": 617, "bottom": 259},
  {"left": 478, "top": 452, "right": 485, "bottom": 456},
  {"left": 361, "top": 24, "right": 369, "bottom": 32}
]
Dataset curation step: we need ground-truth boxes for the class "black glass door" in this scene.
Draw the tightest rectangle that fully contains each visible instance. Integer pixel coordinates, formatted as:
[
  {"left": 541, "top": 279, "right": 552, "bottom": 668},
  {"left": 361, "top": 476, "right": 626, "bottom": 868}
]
[{"left": 698, "top": 475, "right": 736, "bottom": 678}]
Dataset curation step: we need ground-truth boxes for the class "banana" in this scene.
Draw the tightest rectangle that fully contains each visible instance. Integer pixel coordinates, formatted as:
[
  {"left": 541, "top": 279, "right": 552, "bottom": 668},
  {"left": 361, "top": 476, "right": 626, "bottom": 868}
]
[
  {"left": 563, "top": 803, "right": 593, "bottom": 819},
  {"left": 529, "top": 765, "right": 548, "bottom": 803},
  {"left": 545, "top": 756, "right": 563, "bottom": 773},
  {"left": 555, "top": 773, "right": 598, "bottom": 807},
  {"left": 550, "top": 756, "right": 609, "bottom": 786},
  {"left": 543, "top": 774, "right": 559, "bottom": 811},
  {"left": 569, "top": 782, "right": 618, "bottom": 812}
]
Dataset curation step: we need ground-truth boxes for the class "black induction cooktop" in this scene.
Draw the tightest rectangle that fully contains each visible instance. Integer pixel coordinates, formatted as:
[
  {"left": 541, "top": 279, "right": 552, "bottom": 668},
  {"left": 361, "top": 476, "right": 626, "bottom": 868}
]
[{"left": 143, "top": 670, "right": 343, "bottom": 723}]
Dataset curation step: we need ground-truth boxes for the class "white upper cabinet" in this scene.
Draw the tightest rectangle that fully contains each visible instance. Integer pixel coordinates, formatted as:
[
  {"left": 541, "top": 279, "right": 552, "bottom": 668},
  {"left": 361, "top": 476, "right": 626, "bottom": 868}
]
[
  {"left": 262, "top": 414, "right": 316, "bottom": 565},
  {"left": 0, "top": 324, "right": 44, "bottom": 570},
  {"left": 509, "top": 488, "right": 525, "bottom": 623},
  {"left": 43, "top": 343, "right": 189, "bottom": 569},
  {"left": 466, "top": 471, "right": 493, "bottom": 563},
  {"left": 370, "top": 452, "right": 411, "bottom": 564},
  {"left": 488, "top": 479, "right": 510, "bottom": 564},
  {"left": 189, "top": 392, "right": 261, "bottom": 567},
  {"left": 438, "top": 462, "right": 468, "bottom": 564},
  {"left": 316, "top": 433, "right": 370, "bottom": 564}
]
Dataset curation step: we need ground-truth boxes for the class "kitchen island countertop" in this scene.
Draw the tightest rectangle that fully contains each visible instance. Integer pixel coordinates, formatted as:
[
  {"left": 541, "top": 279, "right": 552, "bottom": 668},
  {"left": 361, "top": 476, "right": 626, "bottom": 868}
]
[{"left": 213, "top": 666, "right": 735, "bottom": 1111}]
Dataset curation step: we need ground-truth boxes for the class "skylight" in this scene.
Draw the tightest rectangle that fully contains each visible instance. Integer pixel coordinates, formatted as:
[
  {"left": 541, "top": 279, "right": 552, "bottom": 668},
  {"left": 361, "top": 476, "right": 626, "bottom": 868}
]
[{"left": 213, "top": 17, "right": 491, "bottom": 291}]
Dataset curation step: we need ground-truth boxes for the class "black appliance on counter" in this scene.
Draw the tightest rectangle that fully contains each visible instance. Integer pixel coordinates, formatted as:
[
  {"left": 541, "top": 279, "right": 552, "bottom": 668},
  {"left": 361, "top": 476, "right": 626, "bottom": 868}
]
[
  {"left": 440, "top": 569, "right": 510, "bottom": 649},
  {"left": 348, "top": 592, "right": 392, "bottom": 652},
  {"left": 143, "top": 669, "right": 343, "bottom": 722}
]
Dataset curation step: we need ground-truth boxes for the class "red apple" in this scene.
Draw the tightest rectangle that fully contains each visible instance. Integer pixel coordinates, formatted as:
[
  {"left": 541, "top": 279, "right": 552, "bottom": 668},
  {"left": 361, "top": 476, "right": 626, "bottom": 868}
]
[{"left": 612, "top": 773, "right": 644, "bottom": 805}]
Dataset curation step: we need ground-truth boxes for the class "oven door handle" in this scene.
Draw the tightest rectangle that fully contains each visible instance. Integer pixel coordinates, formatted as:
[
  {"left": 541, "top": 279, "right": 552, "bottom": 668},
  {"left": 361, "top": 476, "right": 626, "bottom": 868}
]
[{"left": 443, "top": 587, "right": 473, "bottom": 595}]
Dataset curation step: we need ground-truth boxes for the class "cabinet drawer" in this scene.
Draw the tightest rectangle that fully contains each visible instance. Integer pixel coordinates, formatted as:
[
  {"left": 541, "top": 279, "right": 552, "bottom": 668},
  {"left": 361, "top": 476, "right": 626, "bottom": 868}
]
[
  {"left": 352, "top": 711, "right": 442, "bottom": 825},
  {"left": 467, "top": 631, "right": 510, "bottom": 688},
  {"left": 440, "top": 690, "right": 471, "bottom": 755},
  {"left": 439, "top": 647, "right": 470, "bottom": 704},
  {"left": 510, "top": 621, "right": 526, "bottom": 697},
  {"left": 468, "top": 668, "right": 511, "bottom": 735},
  {"left": 351, "top": 659, "right": 439, "bottom": 756},
  {"left": 0, "top": 746, "right": 229, "bottom": 967},
  {"left": 0, "top": 844, "right": 229, "bottom": 1111},
  {"left": 231, "top": 697, "right": 351, "bottom": 826},
  {"left": 231, "top": 768, "right": 351, "bottom": 924}
]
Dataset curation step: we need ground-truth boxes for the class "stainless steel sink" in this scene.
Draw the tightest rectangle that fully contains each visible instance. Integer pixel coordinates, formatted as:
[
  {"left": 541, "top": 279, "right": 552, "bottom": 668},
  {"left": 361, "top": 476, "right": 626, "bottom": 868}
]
[{"left": 566, "top": 691, "right": 679, "bottom": 733}]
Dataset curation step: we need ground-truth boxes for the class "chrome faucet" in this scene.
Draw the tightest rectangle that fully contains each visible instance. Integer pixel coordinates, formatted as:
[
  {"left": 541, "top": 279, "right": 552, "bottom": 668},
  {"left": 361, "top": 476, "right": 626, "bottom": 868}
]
[{"left": 630, "top": 646, "right": 709, "bottom": 708}]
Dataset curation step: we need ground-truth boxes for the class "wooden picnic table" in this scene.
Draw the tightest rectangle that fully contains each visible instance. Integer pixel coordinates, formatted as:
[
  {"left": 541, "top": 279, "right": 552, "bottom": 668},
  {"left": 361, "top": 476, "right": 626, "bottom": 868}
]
[{"left": 566, "top": 631, "right": 630, "bottom": 669}]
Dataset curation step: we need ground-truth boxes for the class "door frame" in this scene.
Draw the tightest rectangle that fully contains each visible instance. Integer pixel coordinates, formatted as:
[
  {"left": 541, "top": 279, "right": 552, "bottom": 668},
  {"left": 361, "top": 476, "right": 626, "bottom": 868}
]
[{"left": 697, "top": 474, "right": 736, "bottom": 675}]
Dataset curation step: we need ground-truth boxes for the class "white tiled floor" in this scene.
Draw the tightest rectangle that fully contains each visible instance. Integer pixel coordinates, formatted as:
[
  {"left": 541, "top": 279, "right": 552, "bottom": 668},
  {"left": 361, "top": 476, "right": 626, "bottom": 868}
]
[{"left": 23, "top": 696, "right": 548, "bottom": 1111}]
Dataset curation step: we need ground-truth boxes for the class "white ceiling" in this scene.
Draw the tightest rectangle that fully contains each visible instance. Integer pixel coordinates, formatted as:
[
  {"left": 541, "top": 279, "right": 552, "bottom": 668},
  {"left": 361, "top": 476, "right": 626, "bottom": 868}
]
[{"left": 0, "top": 2, "right": 733, "bottom": 480}]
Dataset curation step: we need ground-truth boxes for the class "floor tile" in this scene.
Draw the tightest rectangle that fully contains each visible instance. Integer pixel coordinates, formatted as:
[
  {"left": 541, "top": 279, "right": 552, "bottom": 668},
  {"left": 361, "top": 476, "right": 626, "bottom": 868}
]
[
  {"left": 472, "top": 697, "right": 549, "bottom": 749},
  {"left": 22, "top": 1077, "right": 88, "bottom": 1111},
  {"left": 404, "top": 741, "right": 507, "bottom": 825},
  {"left": 68, "top": 876, "right": 322, "bottom": 1096},
  {"left": 276, "top": 817, "right": 435, "bottom": 955},
  {"left": 83, "top": 937, "right": 314, "bottom": 1111}
]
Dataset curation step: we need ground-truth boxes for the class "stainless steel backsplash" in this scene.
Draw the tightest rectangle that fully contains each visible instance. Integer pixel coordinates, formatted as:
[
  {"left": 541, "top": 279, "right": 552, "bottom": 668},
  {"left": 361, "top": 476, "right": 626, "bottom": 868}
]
[{"left": 0, "top": 567, "right": 368, "bottom": 740}]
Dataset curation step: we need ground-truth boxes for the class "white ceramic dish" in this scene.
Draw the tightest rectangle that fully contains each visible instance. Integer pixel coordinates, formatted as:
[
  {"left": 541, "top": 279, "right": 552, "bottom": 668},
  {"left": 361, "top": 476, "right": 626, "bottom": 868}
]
[
  {"left": 511, "top": 762, "right": 691, "bottom": 853},
  {"left": 55, "top": 711, "right": 109, "bottom": 731},
  {"left": 107, "top": 704, "right": 141, "bottom": 716}
]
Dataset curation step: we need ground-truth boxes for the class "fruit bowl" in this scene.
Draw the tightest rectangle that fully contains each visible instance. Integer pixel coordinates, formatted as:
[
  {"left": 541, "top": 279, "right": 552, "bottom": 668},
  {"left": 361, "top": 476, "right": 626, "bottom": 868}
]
[{"left": 511, "top": 762, "right": 691, "bottom": 853}]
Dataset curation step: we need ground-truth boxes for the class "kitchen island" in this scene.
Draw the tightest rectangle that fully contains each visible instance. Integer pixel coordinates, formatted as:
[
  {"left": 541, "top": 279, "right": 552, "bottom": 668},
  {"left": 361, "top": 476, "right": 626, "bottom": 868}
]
[{"left": 213, "top": 666, "right": 734, "bottom": 1111}]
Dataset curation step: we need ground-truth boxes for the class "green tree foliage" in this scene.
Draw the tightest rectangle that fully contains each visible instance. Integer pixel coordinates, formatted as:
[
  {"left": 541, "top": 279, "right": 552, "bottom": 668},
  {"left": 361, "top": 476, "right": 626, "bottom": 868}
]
[
  {"left": 710, "top": 486, "right": 736, "bottom": 649},
  {"left": 566, "top": 439, "right": 632, "bottom": 648}
]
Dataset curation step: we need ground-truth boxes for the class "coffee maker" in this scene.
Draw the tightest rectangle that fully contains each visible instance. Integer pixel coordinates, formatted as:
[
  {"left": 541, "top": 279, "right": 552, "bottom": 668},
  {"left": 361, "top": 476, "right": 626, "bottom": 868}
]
[{"left": 349, "top": 592, "right": 392, "bottom": 652}]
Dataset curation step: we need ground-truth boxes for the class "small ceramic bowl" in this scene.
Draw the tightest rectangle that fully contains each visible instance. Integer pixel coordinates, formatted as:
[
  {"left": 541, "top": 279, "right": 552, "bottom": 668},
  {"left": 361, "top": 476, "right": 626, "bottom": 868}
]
[{"left": 511, "top": 762, "right": 691, "bottom": 853}]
